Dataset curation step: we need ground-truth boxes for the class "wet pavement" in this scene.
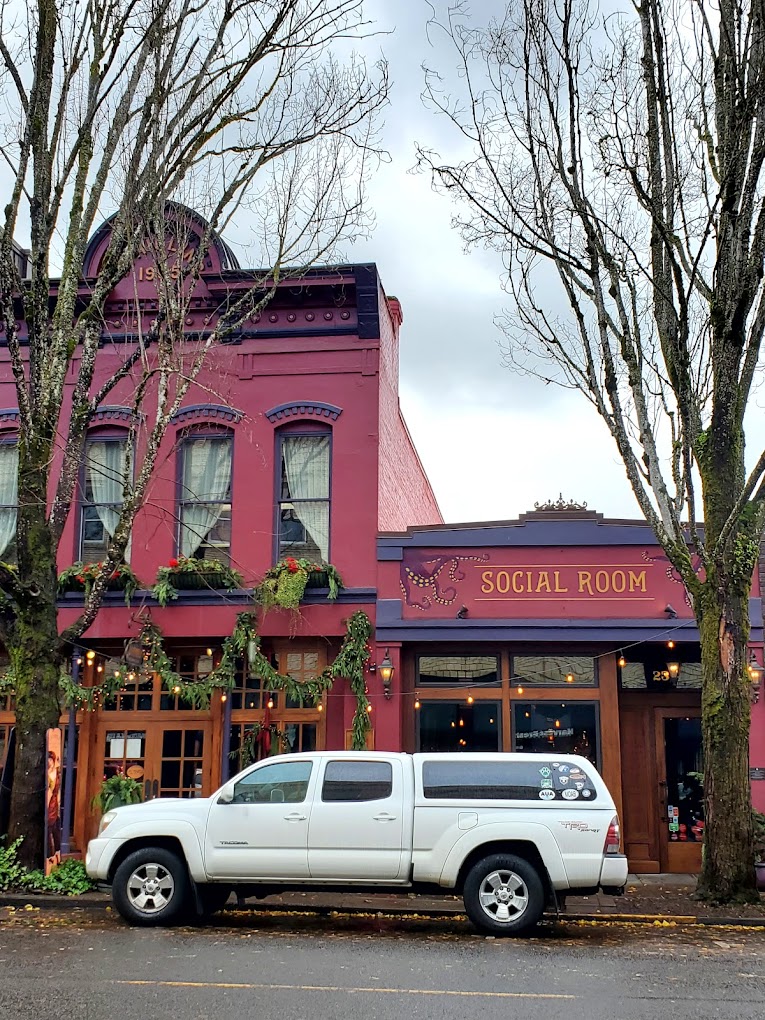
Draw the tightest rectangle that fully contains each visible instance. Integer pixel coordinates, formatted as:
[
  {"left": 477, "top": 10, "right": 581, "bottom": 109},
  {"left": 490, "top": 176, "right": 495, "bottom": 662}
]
[{"left": 2, "top": 904, "right": 765, "bottom": 1020}]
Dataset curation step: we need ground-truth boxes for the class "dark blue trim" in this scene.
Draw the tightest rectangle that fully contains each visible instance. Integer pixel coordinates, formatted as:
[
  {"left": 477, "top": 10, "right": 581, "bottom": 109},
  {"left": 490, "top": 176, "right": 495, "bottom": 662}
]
[
  {"left": 0, "top": 409, "right": 20, "bottom": 425},
  {"left": 171, "top": 404, "right": 242, "bottom": 425},
  {"left": 375, "top": 597, "right": 764, "bottom": 645},
  {"left": 378, "top": 517, "right": 681, "bottom": 551},
  {"left": 92, "top": 406, "right": 142, "bottom": 427},
  {"left": 57, "top": 586, "right": 376, "bottom": 608},
  {"left": 265, "top": 401, "right": 342, "bottom": 423},
  {"left": 354, "top": 265, "right": 380, "bottom": 340}
]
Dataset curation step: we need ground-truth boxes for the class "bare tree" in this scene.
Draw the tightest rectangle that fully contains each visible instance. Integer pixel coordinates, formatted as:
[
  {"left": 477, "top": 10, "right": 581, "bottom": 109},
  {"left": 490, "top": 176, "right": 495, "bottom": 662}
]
[
  {"left": 419, "top": 0, "right": 765, "bottom": 900},
  {"left": 0, "top": 0, "right": 387, "bottom": 867}
]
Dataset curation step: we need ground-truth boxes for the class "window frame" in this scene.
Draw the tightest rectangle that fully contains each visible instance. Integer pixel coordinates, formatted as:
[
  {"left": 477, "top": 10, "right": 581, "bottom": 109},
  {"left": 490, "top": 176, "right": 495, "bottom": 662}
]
[
  {"left": 176, "top": 427, "right": 234, "bottom": 562},
  {"left": 0, "top": 433, "right": 19, "bottom": 565},
  {"left": 77, "top": 430, "right": 133, "bottom": 564},
  {"left": 274, "top": 424, "right": 332, "bottom": 564}
]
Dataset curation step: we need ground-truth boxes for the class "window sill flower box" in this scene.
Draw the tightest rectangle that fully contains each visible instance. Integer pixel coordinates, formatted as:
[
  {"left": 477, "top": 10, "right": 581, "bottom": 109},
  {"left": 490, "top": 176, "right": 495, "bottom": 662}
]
[
  {"left": 152, "top": 557, "right": 243, "bottom": 606},
  {"left": 57, "top": 562, "right": 141, "bottom": 603}
]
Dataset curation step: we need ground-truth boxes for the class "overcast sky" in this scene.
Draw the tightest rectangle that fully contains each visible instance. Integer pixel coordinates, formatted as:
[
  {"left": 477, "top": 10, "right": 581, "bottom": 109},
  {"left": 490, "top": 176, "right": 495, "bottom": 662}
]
[{"left": 340, "top": 0, "right": 644, "bottom": 524}]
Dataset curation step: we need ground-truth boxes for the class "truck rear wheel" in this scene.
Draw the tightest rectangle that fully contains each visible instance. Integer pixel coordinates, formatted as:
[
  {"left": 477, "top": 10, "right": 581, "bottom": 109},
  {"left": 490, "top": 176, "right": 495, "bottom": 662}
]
[
  {"left": 112, "top": 847, "right": 190, "bottom": 926},
  {"left": 463, "top": 854, "right": 544, "bottom": 935}
]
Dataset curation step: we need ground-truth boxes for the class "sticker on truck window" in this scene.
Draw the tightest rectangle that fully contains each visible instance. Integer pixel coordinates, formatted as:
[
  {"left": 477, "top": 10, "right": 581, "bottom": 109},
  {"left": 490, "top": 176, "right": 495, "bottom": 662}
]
[{"left": 422, "top": 761, "right": 598, "bottom": 800}]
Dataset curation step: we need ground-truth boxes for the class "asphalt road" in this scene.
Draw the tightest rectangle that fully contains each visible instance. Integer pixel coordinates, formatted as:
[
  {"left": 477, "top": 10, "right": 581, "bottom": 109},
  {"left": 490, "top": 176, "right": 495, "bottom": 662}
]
[{"left": 1, "top": 906, "right": 765, "bottom": 1020}]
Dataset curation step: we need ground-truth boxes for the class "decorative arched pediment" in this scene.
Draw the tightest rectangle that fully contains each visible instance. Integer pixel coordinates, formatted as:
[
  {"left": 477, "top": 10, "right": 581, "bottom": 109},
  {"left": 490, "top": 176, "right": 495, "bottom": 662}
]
[
  {"left": 91, "top": 406, "right": 143, "bottom": 427},
  {"left": 171, "top": 403, "right": 243, "bottom": 426},
  {"left": 82, "top": 202, "right": 240, "bottom": 278},
  {"left": 265, "top": 401, "right": 342, "bottom": 423}
]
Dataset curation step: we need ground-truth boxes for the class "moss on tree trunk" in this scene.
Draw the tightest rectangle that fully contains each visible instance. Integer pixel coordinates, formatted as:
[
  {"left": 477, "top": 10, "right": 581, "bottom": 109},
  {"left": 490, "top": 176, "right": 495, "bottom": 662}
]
[
  {"left": 6, "top": 433, "right": 62, "bottom": 870},
  {"left": 696, "top": 584, "right": 758, "bottom": 901}
]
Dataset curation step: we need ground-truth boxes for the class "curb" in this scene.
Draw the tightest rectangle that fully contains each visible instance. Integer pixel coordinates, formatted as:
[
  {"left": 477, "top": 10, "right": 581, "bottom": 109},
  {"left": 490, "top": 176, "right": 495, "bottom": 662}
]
[{"left": 2, "top": 893, "right": 765, "bottom": 927}]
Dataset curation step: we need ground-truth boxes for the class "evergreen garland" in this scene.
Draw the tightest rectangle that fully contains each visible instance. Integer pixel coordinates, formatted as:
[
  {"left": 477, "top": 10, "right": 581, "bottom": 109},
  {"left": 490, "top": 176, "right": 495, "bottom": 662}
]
[{"left": 46, "top": 609, "right": 374, "bottom": 748}]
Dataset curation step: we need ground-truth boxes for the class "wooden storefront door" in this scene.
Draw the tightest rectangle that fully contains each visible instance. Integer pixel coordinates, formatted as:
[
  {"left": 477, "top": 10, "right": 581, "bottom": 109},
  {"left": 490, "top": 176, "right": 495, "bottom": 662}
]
[
  {"left": 94, "top": 721, "right": 212, "bottom": 817},
  {"left": 620, "top": 699, "right": 703, "bottom": 873}
]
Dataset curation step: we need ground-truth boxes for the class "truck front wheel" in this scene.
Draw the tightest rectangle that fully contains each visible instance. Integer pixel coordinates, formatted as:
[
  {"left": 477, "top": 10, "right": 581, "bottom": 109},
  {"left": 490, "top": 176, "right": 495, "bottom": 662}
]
[
  {"left": 463, "top": 854, "right": 545, "bottom": 935},
  {"left": 112, "top": 848, "right": 190, "bottom": 926}
]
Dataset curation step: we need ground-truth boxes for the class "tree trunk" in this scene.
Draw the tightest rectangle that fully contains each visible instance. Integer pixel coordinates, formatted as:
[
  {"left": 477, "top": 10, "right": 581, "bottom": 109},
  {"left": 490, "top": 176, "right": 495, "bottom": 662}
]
[
  {"left": 7, "top": 434, "right": 62, "bottom": 870},
  {"left": 696, "top": 582, "right": 757, "bottom": 901}
]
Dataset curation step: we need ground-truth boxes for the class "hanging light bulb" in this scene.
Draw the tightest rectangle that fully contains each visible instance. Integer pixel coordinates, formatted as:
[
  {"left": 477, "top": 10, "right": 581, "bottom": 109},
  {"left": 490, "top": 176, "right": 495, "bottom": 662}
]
[
  {"left": 317, "top": 703, "right": 323, "bottom": 712},
  {"left": 76, "top": 657, "right": 83, "bottom": 666},
  {"left": 206, "top": 647, "right": 213, "bottom": 657},
  {"left": 617, "top": 651, "right": 626, "bottom": 668},
  {"left": 86, "top": 650, "right": 96, "bottom": 661},
  {"left": 96, "top": 665, "right": 103, "bottom": 673},
  {"left": 173, "top": 685, "right": 181, "bottom": 694},
  {"left": 517, "top": 685, "right": 524, "bottom": 694},
  {"left": 220, "top": 693, "right": 227, "bottom": 703},
  {"left": 467, "top": 694, "right": 474, "bottom": 704},
  {"left": 555, "top": 719, "right": 561, "bottom": 728},
  {"left": 565, "top": 671, "right": 575, "bottom": 683},
  {"left": 366, "top": 703, "right": 373, "bottom": 713},
  {"left": 414, "top": 695, "right": 421, "bottom": 709},
  {"left": 667, "top": 640, "right": 675, "bottom": 649},
  {"left": 267, "top": 697, "right": 274, "bottom": 709}
]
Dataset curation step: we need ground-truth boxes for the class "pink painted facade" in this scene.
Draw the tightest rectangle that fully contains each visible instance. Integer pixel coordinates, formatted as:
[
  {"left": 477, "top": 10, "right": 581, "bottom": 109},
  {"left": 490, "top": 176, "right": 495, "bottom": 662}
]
[{"left": 0, "top": 209, "right": 442, "bottom": 848}]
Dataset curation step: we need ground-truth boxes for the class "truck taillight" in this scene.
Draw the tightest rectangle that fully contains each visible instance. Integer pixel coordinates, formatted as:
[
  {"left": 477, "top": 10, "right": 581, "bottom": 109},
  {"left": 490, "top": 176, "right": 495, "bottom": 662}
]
[{"left": 604, "top": 816, "right": 621, "bottom": 854}]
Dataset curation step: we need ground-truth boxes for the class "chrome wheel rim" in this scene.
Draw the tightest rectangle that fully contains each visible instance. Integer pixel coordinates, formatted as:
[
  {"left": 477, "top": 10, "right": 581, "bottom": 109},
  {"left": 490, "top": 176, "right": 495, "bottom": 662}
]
[
  {"left": 478, "top": 868, "right": 529, "bottom": 924},
  {"left": 126, "top": 862, "right": 175, "bottom": 914}
]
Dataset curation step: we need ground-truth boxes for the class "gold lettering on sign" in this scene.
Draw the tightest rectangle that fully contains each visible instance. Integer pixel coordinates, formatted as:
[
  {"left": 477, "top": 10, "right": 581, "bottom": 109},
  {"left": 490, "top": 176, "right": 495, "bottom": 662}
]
[
  {"left": 628, "top": 569, "right": 646, "bottom": 592},
  {"left": 475, "top": 565, "right": 653, "bottom": 599}
]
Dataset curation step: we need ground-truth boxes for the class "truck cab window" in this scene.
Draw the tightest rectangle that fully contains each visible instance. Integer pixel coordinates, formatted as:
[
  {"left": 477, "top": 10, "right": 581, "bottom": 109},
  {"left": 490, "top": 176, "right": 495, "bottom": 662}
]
[
  {"left": 321, "top": 760, "right": 392, "bottom": 802},
  {"left": 231, "top": 760, "right": 312, "bottom": 804}
]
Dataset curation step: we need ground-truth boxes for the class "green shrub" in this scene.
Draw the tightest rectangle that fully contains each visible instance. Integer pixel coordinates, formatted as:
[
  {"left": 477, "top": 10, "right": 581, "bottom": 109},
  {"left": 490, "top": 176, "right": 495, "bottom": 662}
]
[{"left": 0, "top": 839, "right": 95, "bottom": 894}]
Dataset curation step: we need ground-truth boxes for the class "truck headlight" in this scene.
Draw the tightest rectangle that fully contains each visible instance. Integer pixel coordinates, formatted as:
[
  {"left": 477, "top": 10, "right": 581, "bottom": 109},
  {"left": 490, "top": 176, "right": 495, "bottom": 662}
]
[{"left": 98, "top": 810, "right": 118, "bottom": 835}]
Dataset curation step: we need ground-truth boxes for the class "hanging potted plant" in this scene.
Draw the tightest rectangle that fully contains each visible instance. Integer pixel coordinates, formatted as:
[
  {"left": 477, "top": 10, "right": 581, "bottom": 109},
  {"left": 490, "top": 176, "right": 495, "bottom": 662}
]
[
  {"left": 152, "top": 556, "right": 243, "bottom": 606},
  {"left": 58, "top": 562, "right": 141, "bottom": 605},
  {"left": 91, "top": 774, "right": 143, "bottom": 813},
  {"left": 256, "top": 557, "right": 343, "bottom": 610}
]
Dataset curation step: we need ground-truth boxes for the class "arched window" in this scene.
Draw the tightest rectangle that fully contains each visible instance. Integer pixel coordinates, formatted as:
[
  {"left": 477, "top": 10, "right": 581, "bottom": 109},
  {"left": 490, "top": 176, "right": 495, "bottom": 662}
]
[
  {"left": 0, "top": 436, "right": 19, "bottom": 563},
  {"left": 178, "top": 429, "right": 233, "bottom": 562},
  {"left": 276, "top": 424, "right": 331, "bottom": 562},
  {"left": 79, "top": 431, "right": 132, "bottom": 562}
]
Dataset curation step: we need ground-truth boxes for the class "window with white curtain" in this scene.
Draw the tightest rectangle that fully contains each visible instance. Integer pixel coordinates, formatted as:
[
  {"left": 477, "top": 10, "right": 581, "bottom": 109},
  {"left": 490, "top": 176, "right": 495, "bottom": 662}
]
[
  {"left": 0, "top": 441, "right": 19, "bottom": 563},
  {"left": 178, "top": 434, "right": 232, "bottom": 562},
  {"left": 278, "top": 433, "right": 330, "bottom": 561},
  {"left": 80, "top": 437, "right": 132, "bottom": 562}
]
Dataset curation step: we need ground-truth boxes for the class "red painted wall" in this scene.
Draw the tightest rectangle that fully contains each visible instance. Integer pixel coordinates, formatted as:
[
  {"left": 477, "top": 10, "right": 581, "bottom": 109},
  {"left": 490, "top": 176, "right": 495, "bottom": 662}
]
[{"left": 376, "top": 292, "right": 442, "bottom": 531}]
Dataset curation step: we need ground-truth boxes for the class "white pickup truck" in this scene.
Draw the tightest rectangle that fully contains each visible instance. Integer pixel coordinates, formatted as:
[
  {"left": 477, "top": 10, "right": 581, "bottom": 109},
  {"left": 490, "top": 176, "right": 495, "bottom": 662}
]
[{"left": 86, "top": 750, "right": 628, "bottom": 935}]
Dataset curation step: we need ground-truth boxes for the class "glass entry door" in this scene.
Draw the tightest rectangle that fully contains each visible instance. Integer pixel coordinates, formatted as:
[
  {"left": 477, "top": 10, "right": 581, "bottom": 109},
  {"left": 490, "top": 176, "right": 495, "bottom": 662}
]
[
  {"left": 96, "top": 723, "right": 211, "bottom": 811},
  {"left": 656, "top": 710, "right": 703, "bottom": 872}
]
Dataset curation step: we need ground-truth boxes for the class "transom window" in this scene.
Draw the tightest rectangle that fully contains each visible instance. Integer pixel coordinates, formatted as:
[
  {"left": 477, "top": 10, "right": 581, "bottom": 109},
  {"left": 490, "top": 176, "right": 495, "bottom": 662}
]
[
  {"left": 80, "top": 437, "right": 131, "bottom": 562},
  {"left": 0, "top": 440, "right": 18, "bottom": 564},
  {"left": 512, "top": 654, "right": 597, "bottom": 687},
  {"left": 278, "top": 433, "right": 330, "bottom": 561},
  {"left": 179, "top": 434, "right": 232, "bottom": 563},
  {"left": 418, "top": 655, "right": 499, "bottom": 687}
]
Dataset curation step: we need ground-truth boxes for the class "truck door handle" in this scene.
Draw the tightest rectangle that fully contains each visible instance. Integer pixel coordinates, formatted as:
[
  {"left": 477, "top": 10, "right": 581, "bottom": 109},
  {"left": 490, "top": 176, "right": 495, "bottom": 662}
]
[
  {"left": 373, "top": 813, "right": 397, "bottom": 822},
  {"left": 284, "top": 812, "right": 307, "bottom": 822}
]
